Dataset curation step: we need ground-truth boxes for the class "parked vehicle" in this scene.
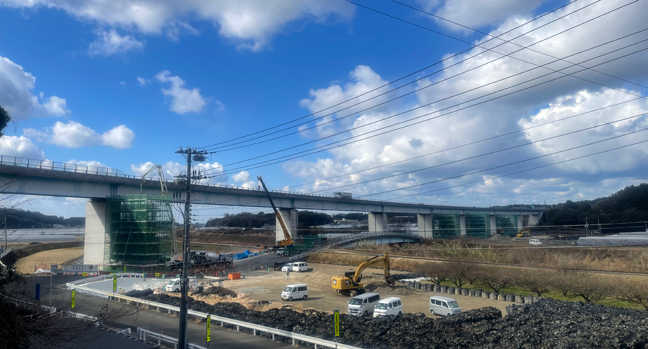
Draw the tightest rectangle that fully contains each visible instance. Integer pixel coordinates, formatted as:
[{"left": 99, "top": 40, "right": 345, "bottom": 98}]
[
  {"left": 276, "top": 248, "right": 286, "bottom": 255},
  {"left": 281, "top": 263, "right": 294, "bottom": 272},
  {"left": 348, "top": 293, "right": 380, "bottom": 316},
  {"left": 292, "top": 262, "right": 309, "bottom": 272},
  {"left": 281, "top": 284, "right": 308, "bottom": 301},
  {"left": 529, "top": 238, "right": 543, "bottom": 246},
  {"left": 373, "top": 297, "right": 402, "bottom": 317},
  {"left": 165, "top": 278, "right": 181, "bottom": 292},
  {"left": 334, "top": 192, "right": 352, "bottom": 199},
  {"left": 429, "top": 296, "right": 462, "bottom": 316}
]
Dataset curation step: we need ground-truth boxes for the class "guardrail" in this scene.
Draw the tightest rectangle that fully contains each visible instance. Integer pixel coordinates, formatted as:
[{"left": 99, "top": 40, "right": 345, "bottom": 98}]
[
  {"left": 137, "top": 328, "right": 206, "bottom": 349},
  {"left": 289, "top": 231, "right": 422, "bottom": 261},
  {"left": 69, "top": 284, "right": 361, "bottom": 349}
]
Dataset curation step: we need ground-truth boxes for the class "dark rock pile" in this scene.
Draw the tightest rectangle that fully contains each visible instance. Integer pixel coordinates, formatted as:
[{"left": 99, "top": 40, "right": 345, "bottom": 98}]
[
  {"left": 191, "top": 286, "right": 238, "bottom": 298},
  {"left": 139, "top": 293, "right": 648, "bottom": 348},
  {"left": 124, "top": 288, "right": 153, "bottom": 298}
]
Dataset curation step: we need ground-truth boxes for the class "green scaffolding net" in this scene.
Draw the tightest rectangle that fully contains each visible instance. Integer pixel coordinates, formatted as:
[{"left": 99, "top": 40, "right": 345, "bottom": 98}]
[
  {"left": 495, "top": 215, "right": 519, "bottom": 236},
  {"left": 103, "top": 195, "right": 175, "bottom": 268},
  {"left": 465, "top": 214, "right": 491, "bottom": 238},
  {"left": 432, "top": 214, "right": 460, "bottom": 238}
]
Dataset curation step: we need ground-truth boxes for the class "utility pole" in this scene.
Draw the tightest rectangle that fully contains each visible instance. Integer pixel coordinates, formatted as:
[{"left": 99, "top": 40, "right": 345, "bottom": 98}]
[{"left": 175, "top": 147, "right": 207, "bottom": 349}]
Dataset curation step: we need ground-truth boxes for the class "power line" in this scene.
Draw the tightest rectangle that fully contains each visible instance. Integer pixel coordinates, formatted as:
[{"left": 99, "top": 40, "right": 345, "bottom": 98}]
[
  {"left": 310, "top": 113, "right": 647, "bottom": 194},
  {"left": 197, "top": 0, "right": 579, "bottom": 150},
  {"left": 380, "top": 137, "right": 648, "bottom": 201},
  {"left": 204, "top": 40, "right": 648, "bottom": 176},
  {"left": 205, "top": 0, "right": 644, "bottom": 154}
]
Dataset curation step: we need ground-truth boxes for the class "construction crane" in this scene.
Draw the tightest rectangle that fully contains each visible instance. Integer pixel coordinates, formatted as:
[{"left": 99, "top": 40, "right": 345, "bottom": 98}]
[
  {"left": 257, "top": 176, "right": 293, "bottom": 247},
  {"left": 139, "top": 164, "right": 168, "bottom": 195},
  {"left": 332, "top": 252, "right": 395, "bottom": 296}
]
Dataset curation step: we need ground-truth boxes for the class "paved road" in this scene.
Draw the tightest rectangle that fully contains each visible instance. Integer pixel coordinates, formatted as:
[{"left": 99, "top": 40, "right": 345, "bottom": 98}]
[{"left": 15, "top": 275, "right": 292, "bottom": 349}]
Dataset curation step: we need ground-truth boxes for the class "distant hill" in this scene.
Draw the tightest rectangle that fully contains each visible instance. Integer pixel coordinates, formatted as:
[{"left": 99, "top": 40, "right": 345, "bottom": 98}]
[
  {"left": 544, "top": 183, "right": 648, "bottom": 228},
  {"left": 0, "top": 208, "right": 84, "bottom": 229}
]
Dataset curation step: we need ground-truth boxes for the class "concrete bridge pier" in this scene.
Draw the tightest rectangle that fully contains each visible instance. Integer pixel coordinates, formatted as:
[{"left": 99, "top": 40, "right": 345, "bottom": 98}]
[
  {"left": 368, "top": 212, "right": 388, "bottom": 233},
  {"left": 276, "top": 208, "right": 298, "bottom": 242},
  {"left": 417, "top": 214, "right": 433, "bottom": 239},
  {"left": 83, "top": 199, "right": 106, "bottom": 266},
  {"left": 460, "top": 215, "right": 467, "bottom": 237},
  {"left": 489, "top": 215, "right": 497, "bottom": 236}
]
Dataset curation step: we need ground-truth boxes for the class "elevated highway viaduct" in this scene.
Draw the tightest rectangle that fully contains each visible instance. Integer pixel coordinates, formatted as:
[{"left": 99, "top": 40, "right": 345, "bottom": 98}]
[{"left": 0, "top": 156, "right": 546, "bottom": 267}]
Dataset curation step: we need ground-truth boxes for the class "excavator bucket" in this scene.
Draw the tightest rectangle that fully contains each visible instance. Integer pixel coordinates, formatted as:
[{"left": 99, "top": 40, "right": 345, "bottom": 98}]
[{"left": 385, "top": 275, "right": 396, "bottom": 286}]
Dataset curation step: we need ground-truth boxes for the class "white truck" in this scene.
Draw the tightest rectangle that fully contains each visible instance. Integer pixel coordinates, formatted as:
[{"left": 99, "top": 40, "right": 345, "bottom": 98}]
[
  {"left": 334, "top": 192, "right": 352, "bottom": 199},
  {"left": 165, "top": 278, "right": 181, "bottom": 292}
]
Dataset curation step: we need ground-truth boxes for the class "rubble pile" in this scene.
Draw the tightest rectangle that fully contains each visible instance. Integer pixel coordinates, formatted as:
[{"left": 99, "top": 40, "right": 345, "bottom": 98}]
[
  {"left": 191, "top": 286, "right": 238, "bottom": 298},
  {"left": 139, "top": 294, "right": 648, "bottom": 348}
]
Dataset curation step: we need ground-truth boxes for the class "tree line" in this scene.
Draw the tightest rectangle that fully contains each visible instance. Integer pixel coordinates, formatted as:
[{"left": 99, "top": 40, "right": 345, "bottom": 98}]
[{"left": 205, "top": 211, "right": 368, "bottom": 229}]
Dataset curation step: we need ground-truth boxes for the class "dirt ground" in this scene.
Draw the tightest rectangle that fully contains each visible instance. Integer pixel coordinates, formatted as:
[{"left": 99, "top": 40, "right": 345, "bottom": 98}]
[
  {"left": 13, "top": 247, "right": 83, "bottom": 274},
  {"left": 188, "top": 263, "right": 510, "bottom": 317}
]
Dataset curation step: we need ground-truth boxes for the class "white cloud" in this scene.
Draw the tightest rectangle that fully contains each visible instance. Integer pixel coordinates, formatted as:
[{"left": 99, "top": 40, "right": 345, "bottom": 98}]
[
  {"left": 100, "top": 125, "right": 135, "bottom": 149},
  {"left": 0, "top": 0, "right": 354, "bottom": 51},
  {"left": 0, "top": 135, "right": 45, "bottom": 159},
  {"left": 88, "top": 29, "right": 144, "bottom": 56},
  {"left": 24, "top": 121, "right": 135, "bottom": 149},
  {"left": 119, "top": 81, "right": 126, "bottom": 88},
  {"left": 417, "top": 0, "right": 547, "bottom": 32},
  {"left": 232, "top": 171, "right": 250, "bottom": 183},
  {"left": 0, "top": 56, "right": 67, "bottom": 119},
  {"left": 282, "top": 1, "right": 648, "bottom": 206},
  {"left": 155, "top": 70, "right": 206, "bottom": 114},
  {"left": 42, "top": 95, "right": 69, "bottom": 116},
  {"left": 137, "top": 77, "right": 147, "bottom": 86}
]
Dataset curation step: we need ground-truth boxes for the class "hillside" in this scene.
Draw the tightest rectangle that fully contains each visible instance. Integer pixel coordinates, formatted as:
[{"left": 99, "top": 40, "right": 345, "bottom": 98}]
[
  {"left": 545, "top": 183, "right": 648, "bottom": 227},
  {"left": 0, "top": 208, "right": 84, "bottom": 229}
]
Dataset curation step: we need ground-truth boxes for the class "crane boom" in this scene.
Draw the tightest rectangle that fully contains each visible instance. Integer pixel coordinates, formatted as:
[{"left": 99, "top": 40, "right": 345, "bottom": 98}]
[
  {"left": 140, "top": 164, "right": 168, "bottom": 195},
  {"left": 257, "top": 176, "right": 293, "bottom": 246}
]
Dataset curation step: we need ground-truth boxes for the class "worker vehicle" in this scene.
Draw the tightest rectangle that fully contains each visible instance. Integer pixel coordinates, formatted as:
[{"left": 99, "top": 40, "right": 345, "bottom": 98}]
[
  {"left": 281, "top": 284, "right": 308, "bottom": 301},
  {"left": 348, "top": 293, "right": 380, "bottom": 317},
  {"left": 292, "top": 262, "right": 309, "bottom": 272},
  {"left": 281, "top": 263, "right": 294, "bottom": 272},
  {"left": 258, "top": 176, "right": 294, "bottom": 247},
  {"left": 331, "top": 252, "right": 395, "bottom": 296},
  {"left": 529, "top": 238, "right": 543, "bottom": 246},
  {"left": 334, "top": 192, "right": 353, "bottom": 199},
  {"left": 429, "top": 296, "right": 462, "bottom": 316},
  {"left": 273, "top": 262, "right": 285, "bottom": 271},
  {"left": 165, "top": 278, "right": 181, "bottom": 292},
  {"left": 517, "top": 229, "right": 531, "bottom": 238},
  {"left": 373, "top": 297, "right": 402, "bottom": 317}
]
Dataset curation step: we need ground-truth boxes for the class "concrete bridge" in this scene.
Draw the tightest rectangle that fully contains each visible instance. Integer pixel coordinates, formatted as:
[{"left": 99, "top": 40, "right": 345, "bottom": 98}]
[{"left": 0, "top": 156, "right": 546, "bottom": 266}]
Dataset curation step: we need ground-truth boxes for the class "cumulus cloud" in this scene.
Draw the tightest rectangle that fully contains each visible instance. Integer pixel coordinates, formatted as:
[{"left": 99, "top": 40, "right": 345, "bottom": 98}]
[
  {"left": 88, "top": 29, "right": 145, "bottom": 56},
  {"left": 416, "top": 0, "right": 547, "bottom": 32},
  {"left": 0, "top": 56, "right": 68, "bottom": 119},
  {"left": 23, "top": 121, "right": 135, "bottom": 149},
  {"left": 137, "top": 77, "right": 147, "bottom": 86},
  {"left": 41, "top": 95, "right": 69, "bottom": 116},
  {"left": 281, "top": 1, "right": 648, "bottom": 206},
  {"left": 155, "top": 70, "right": 206, "bottom": 114},
  {"left": 0, "top": 0, "right": 354, "bottom": 51},
  {"left": 0, "top": 135, "right": 45, "bottom": 159}
]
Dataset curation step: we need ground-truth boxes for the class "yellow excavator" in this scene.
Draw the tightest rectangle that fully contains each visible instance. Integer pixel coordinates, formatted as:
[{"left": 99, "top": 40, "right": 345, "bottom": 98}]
[
  {"left": 257, "top": 176, "right": 293, "bottom": 247},
  {"left": 332, "top": 253, "right": 395, "bottom": 296},
  {"left": 517, "top": 228, "right": 531, "bottom": 238}
]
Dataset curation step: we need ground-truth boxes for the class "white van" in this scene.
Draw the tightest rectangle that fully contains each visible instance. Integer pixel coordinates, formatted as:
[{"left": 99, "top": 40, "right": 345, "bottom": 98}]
[
  {"left": 165, "top": 278, "right": 181, "bottom": 292},
  {"left": 529, "top": 238, "right": 543, "bottom": 246},
  {"left": 281, "top": 263, "right": 294, "bottom": 272},
  {"left": 348, "top": 293, "right": 380, "bottom": 316},
  {"left": 373, "top": 297, "right": 403, "bottom": 317},
  {"left": 292, "top": 262, "right": 309, "bottom": 272},
  {"left": 281, "top": 284, "right": 308, "bottom": 301},
  {"left": 429, "top": 296, "right": 462, "bottom": 316}
]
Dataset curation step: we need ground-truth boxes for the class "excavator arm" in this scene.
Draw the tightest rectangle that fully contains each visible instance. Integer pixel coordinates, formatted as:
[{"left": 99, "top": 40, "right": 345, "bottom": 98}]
[
  {"left": 351, "top": 253, "right": 395, "bottom": 286},
  {"left": 257, "top": 176, "right": 293, "bottom": 246}
]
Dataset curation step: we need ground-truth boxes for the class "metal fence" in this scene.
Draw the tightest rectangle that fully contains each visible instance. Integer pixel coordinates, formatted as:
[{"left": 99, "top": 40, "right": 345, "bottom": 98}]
[{"left": 67, "top": 279, "right": 362, "bottom": 349}]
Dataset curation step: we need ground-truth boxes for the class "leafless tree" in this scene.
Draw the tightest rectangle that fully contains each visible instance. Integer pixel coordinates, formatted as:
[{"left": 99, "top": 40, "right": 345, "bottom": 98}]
[
  {"left": 479, "top": 266, "right": 515, "bottom": 293},
  {"left": 519, "top": 270, "right": 553, "bottom": 297},
  {"left": 616, "top": 277, "right": 648, "bottom": 310},
  {"left": 551, "top": 269, "right": 577, "bottom": 297},
  {"left": 421, "top": 262, "right": 449, "bottom": 286},
  {"left": 447, "top": 262, "right": 472, "bottom": 288},
  {"left": 571, "top": 272, "right": 611, "bottom": 303}
]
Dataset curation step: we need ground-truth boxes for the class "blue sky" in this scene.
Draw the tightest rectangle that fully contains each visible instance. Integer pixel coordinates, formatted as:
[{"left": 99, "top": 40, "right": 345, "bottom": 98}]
[{"left": 0, "top": 0, "right": 647, "bottom": 219}]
